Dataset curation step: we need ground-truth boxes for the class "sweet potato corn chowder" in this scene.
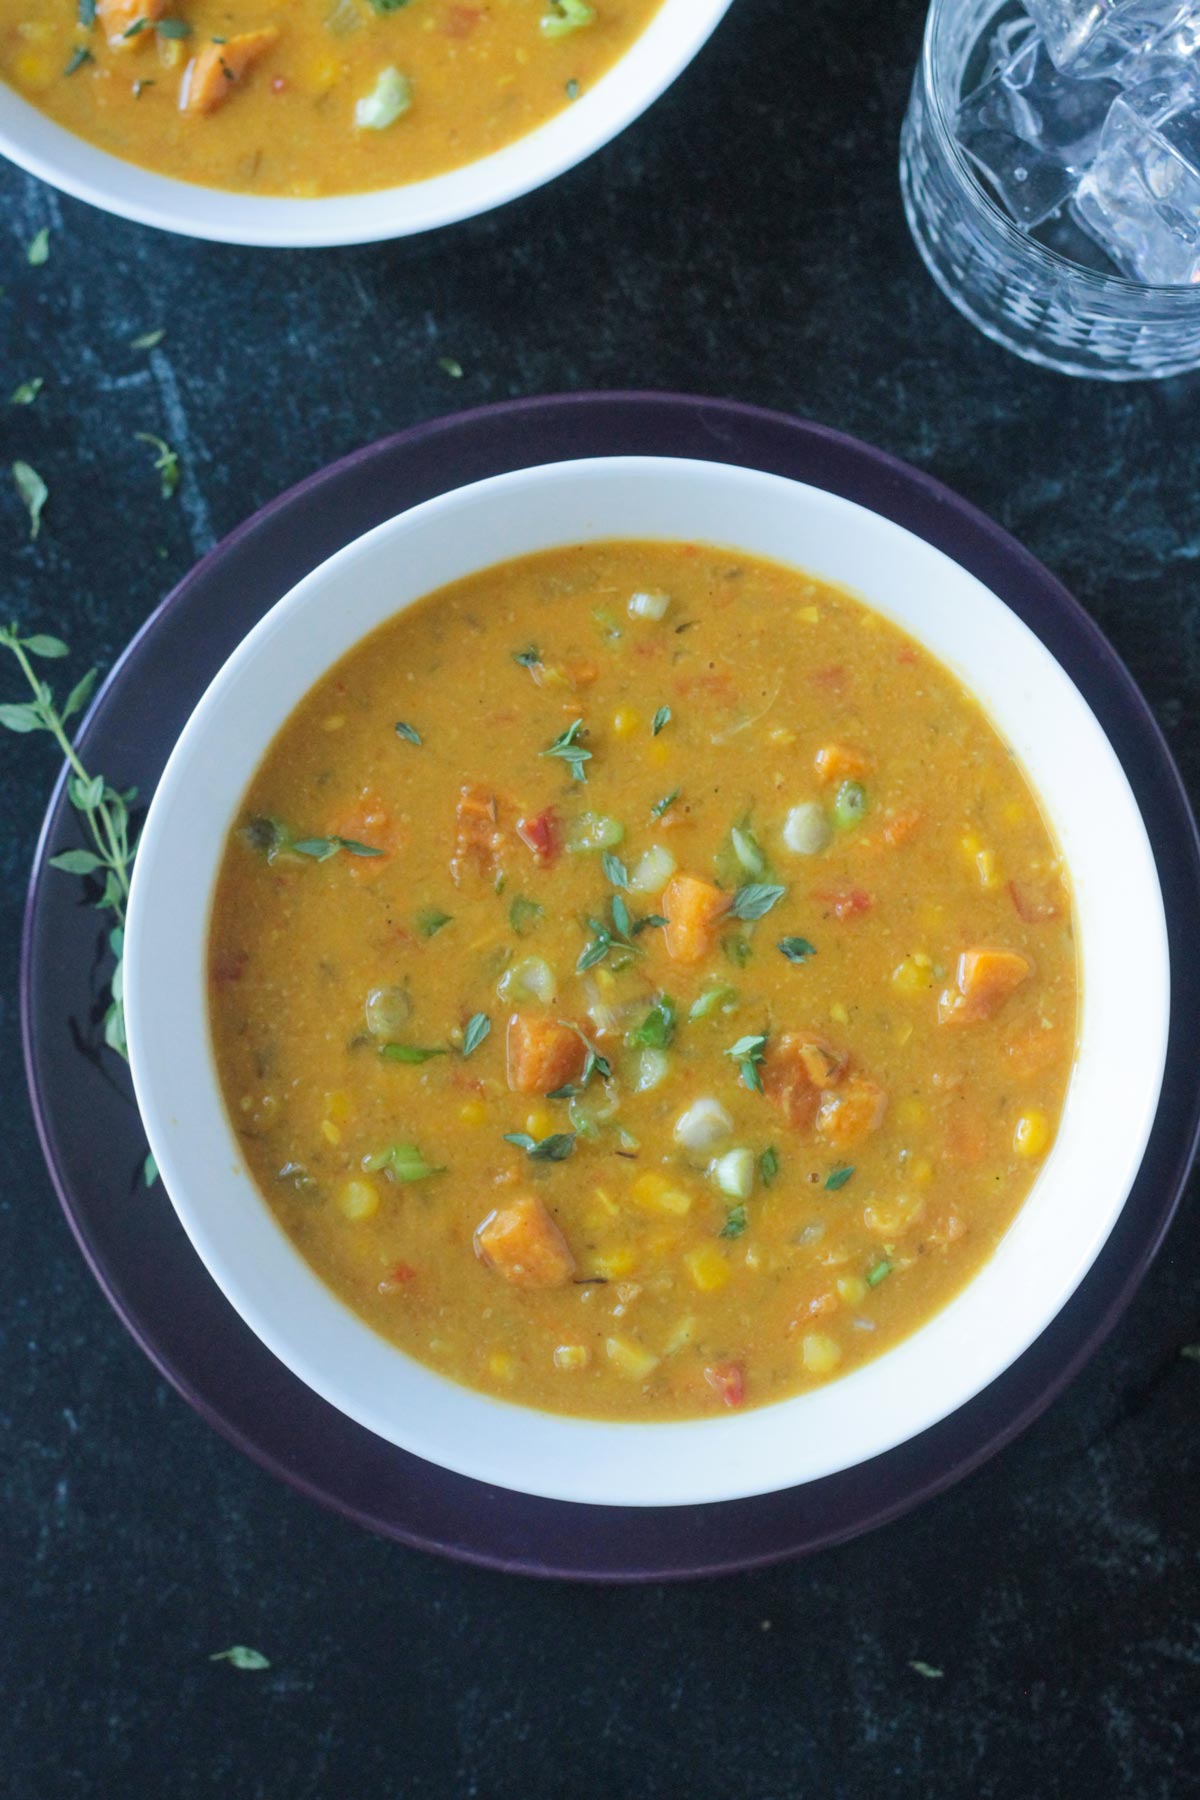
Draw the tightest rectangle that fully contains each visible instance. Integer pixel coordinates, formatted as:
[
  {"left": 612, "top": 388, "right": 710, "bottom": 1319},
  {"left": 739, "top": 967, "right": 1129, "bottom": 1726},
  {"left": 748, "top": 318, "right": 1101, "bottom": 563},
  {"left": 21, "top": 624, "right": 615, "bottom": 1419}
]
[
  {"left": 1, "top": 0, "right": 663, "bottom": 196},
  {"left": 208, "top": 541, "right": 1078, "bottom": 1421}
]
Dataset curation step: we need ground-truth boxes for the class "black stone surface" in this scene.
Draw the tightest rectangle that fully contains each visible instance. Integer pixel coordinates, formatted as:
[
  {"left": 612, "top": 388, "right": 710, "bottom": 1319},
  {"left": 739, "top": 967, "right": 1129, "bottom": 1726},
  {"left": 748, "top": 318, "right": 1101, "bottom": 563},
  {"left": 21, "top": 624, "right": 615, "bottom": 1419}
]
[{"left": 3, "top": 1, "right": 1198, "bottom": 1794}]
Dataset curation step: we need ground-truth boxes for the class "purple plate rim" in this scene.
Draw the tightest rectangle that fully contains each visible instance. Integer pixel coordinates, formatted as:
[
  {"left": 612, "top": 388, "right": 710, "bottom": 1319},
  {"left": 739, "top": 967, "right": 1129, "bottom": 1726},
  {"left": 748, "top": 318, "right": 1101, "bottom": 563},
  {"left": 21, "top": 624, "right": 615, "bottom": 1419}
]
[{"left": 20, "top": 391, "right": 1200, "bottom": 1581}]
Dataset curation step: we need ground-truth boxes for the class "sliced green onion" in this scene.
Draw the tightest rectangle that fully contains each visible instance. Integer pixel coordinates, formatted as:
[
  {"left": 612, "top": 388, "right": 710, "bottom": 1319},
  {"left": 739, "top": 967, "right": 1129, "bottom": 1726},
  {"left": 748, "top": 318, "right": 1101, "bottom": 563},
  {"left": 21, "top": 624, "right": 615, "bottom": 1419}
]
[
  {"left": 833, "top": 780, "right": 868, "bottom": 831},
  {"left": 565, "top": 811, "right": 624, "bottom": 853},
  {"left": 355, "top": 66, "right": 413, "bottom": 130}
]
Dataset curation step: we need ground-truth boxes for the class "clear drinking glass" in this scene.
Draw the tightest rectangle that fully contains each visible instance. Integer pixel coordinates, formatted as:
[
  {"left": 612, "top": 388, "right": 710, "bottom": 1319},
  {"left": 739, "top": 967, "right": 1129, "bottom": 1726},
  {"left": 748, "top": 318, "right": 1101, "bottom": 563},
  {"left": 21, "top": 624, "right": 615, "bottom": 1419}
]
[{"left": 899, "top": 0, "right": 1200, "bottom": 378}]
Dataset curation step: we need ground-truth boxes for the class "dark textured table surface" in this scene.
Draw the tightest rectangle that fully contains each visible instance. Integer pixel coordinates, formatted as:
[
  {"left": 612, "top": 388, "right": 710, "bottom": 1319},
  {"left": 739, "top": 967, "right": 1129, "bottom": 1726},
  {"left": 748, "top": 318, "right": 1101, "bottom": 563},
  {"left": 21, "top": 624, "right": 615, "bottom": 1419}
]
[{"left": 4, "top": 2, "right": 1200, "bottom": 1795}]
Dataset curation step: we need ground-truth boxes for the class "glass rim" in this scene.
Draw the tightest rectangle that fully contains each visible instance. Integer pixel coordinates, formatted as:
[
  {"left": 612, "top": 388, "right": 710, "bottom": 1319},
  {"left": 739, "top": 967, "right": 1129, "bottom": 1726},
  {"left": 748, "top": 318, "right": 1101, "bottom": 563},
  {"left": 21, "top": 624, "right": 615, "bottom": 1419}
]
[{"left": 919, "top": 0, "right": 1200, "bottom": 302}]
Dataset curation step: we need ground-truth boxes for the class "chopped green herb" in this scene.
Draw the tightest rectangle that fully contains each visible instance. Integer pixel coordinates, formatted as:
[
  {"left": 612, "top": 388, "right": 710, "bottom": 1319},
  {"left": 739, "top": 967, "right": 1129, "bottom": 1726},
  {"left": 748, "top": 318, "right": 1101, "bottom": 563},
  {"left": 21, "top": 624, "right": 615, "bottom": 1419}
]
[
  {"left": 130, "top": 328, "right": 165, "bottom": 350},
  {"left": 134, "top": 431, "right": 179, "bottom": 499},
  {"left": 759, "top": 1145, "right": 779, "bottom": 1186},
  {"left": 155, "top": 16, "right": 193, "bottom": 35},
  {"left": 557, "top": 1020, "right": 611, "bottom": 1086},
  {"left": 565, "top": 77, "right": 580, "bottom": 99},
  {"left": 394, "top": 720, "right": 422, "bottom": 745},
  {"left": 27, "top": 229, "right": 50, "bottom": 267},
  {"left": 602, "top": 851, "right": 629, "bottom": 889},
  {"left": 209, "top": 1647, "right": 270, "bottom": 1671},
  {"left": 866, "top": 1257, "right": 893, "bottom": 1287},
  {"left": 626, "top": 997, "right": 677, "bottom": 1050},
  {"left": 509, "top": 894, "right": 543, "bottom": 936},
  {"left": 362, "top": 1142, "right": 445, "bottom": 1180},
  {"left": 462, "top": 1012, "right": 491, "bottom": 1057},
  {"left": 416, "top": 906, "right": 453, "bottom": 937},
  {"left": 380, "top": 1044, "right": 448, "bottom": 1065},
  {"left": 719, "top": 1204, "right": 748, "bottom": 1239},
  {"left": 122, "top": 16, "right": 149, "bottom": 35},
  {"left": 64, "top": 45, "right": 94, "bottom": 73},
  {"left": 512, "top": 645, "right": 541, "bottom": 668},
  {"left": 292, "top": 835, "right": 383, "bottom": 861},
  {"left": 132, "top": 78, "right": 154, "bottom": 95},
  {"left": 503, "top": 1130, "right": 576, "bottom": 1162},
  {"left": 729, "top": 882, "right": 786, "bottom": 921},
  {"left": 12, "top": 462, "right": 47, "bottom": 539},
  {"left": 689, "top": 984, "right": 737, "bottom": 1020},
  {"left": 611, "top": 893, "right": 633, "bottom": 940},
  {"left": 650, "top": 786, "right": 680, "bottom": 820},
  {"left": 825, "top": 1164, "right": 855, "bottom": 1191},
  {"left": 437, "top": 356, "right": 463, "bottom": 378},
  {"left": 541, "top": 716, "right": 591, "bottom": 782},
  {"left": 630, "top": 912, "right": 667, "bottom": 935},
  {"left": 726, "top": 1032, "right": 767, "bottom": 1093},
  {"left": 722, "top": 935, "right": 753, "bottom": 968},
  {"left": 541, "top": 0, "right": 595, "bottom": 34},
  {"left": 9, "top": 378, "right": 43, "bottom": 406},
  {"left": 368, "top": 0, "right": 414, "bottom": 10},
  {"left": 651, "top": 705, "right": 671, "bottom": 736},
  {"left": 778, "top": 936, "right": 817, "bottom": 963},
  {"left": 78, "top": 0, "right": 97, "bottom": 24}
]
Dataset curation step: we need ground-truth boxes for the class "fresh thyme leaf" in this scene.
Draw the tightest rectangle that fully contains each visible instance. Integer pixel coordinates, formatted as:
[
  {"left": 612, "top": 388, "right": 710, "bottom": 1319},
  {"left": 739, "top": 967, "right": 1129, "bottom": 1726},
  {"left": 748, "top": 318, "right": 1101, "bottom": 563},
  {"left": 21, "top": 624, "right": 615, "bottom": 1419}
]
[
  {"left": 10, "top": 378, "right": 43, "bottom": 406},
  {"left": 610, "top": 893, "right": 633, "bottom": 941},
  {"left": 437, "top": 356, "right": 463, "bottom": 378},
  {"left": 825, "top": 1164, "right": 855, "bottom": 1191},
  {"left": 512, "top": 646, "right": 541, "bottom": 668},
  {"left": 78, "top": 0, "right": 97, "bottom": 23},
  {"left": 631, "top": 912, "right": 667, "bottom": 934},
  {"left": 557, "top": 1020, "right": 612, "bottom": 1083},
  {"left": 48, "top": 847, "right": 103, "bottom": 874},
  {"left": 725, "top": 1032, "right": 767, "bottom": 1093},
  {"left": 416, "top": 906, "right": 453, "bottom": 937},
  {"left": 503, "top": 1130, "right": 576, "bottom": 1162},
  {"left": 626, "top": 997, "right": 676, "bottom": 1050},
  {"left": 866, "top": 1256, "right": 892, "bottom": 1286},
  {"left": 12, "top": 462, "right": 48, "bottom": 539},
  {"left": 576, "top": 925, "right": 612, "bottom": 973},
  {"left": 650, "top": 787, "right": 680, "bottom": 820},
  {"left": 759, "top": 1145, "right": 779, "bottom": 1186},
  {"left": 130, "top": 328, "right": 165, "bottom": 350},
  {"left": 134, "top": 431, "right": 179, "bottom": 499},
  {"left": 362, "top": 1142, "right": 445, "bottom": 1179},
  {"left": 541, "top": 716, "right": 591, "bottom": 782},
  {"left": 394, "top": 720, "right": 422, "bottom": 745},
  {"left": 27, "top": 229, "right": 49, "bottom": 267},
  {"left": 292, "top": 834, "right": 383, "bottom": 861},
  {"left": 462, "top": 1012, "right": 491, "bottom": 1057},
  {"left": 23, "top": 634, "right": 69, "bottom": 658},
  {"left": 380, "top": 1044, "right": 449, "bottom": 1064},
  {"left": 778, "top": 936, "right": 816, "bottom": 962},
  {"left": 651, "top": 705, "right": 671, "bottom": 736},
  {"left": 209, "top": 1646, "right": 270, "bottom": 1671},
  {"left": 719, "top": 1204, "right": 747, "bottom": 1239},
  {"left": 509, "top": 894, "right": 543, "bottom": 935},
  {"left": 602, "top": 851, "right": 629, "bottom": 889},
  {"left": 64, "top": 45, "right": 93, "bottom": 72},
  {"left": 154, "top": 16, "right": 192, "bottom": 34},
  {"left": 729, "top": 882, "right": 787, "bottom": 921}
]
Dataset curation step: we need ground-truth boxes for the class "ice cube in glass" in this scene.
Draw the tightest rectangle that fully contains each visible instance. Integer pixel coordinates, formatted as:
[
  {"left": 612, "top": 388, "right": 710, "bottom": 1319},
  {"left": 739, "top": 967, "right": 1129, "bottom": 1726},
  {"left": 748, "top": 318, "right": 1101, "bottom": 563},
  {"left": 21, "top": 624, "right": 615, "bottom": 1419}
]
[
  {"left": 1025, "top": 0, "right": 1200, "bottom": 75},
  {"left": 1074, "top": 65, "right": 1200, "bottom": 280}
]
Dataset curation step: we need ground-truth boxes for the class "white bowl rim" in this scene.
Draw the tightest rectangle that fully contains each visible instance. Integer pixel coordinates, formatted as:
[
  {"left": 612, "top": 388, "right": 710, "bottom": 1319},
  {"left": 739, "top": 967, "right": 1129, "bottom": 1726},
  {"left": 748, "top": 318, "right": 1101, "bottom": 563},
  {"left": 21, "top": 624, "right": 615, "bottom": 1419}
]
[
  {"left": 124, "top": 453, "right": 1171, "bottom": 1507},
  {"left": 0, "top": 0, "right": 733, "bottom": 246}
]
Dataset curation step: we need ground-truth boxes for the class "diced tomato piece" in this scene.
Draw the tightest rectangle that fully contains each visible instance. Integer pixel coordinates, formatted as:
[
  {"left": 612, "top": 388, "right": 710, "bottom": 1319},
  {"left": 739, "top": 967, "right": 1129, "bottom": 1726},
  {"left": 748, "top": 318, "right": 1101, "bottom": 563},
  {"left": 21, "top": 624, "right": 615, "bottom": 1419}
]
[
  {"left": 506, "top": 1015, "right": 586, "bottom": 1095},
  {"left": 440, "top": 3, "right": 481, "bottom": 34},
  {"left": 377, "top": 1262, "right": 417, "bottom": 1295},
  {"left": 703, "top": 1361, "right": 746, "bottom": 1408},
  {"left": 816, "top": 1075, "right": 887, "bottom": 1148},
  {"left": 812, "top": 665, "right": 847, "bottom": 691},
  {"left": 474, "top": 1196, "right": 576, "bottom": 1288},
  {"left": 882, "top": 809, "right": 921, "bottom": 848},
  {"left": 939, "top": 947, "right": 1033, "bottom": 1026},
  {"left": 1009, "top": 879, "right": 1063, "bottom": 924},
  {"left": 661, "top": 873, "right": 730, "bottom": 964},
  {"left": 516, "top": 809, "right": 559, "bottom": 867},
  {"left": 897, "top": 646, "right": 919, "bottom": 665},
  {"left": 814, "top": 742, "right": 871, "bottom": 784},
  {"left": 813, "top": 887, "right": 873, "bottom": 920}
]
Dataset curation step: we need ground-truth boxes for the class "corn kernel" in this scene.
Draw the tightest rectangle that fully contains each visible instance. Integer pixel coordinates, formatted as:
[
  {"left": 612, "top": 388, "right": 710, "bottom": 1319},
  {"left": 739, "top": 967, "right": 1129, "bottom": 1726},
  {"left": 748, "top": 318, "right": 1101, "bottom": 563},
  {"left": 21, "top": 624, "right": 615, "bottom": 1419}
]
[
  {"left": 836, "top": 1275, "right": 868, "bottom": 1306},
  {"left": 605, "top": 1336, "right": 660, "bottom": 1380},
  {"left": 324, "top": 1088, "right": 353, "bottom": 1124},
  {"left": 611, "top": 706, "right": 639, "bottom": 737},
  {"left": 798, "top": 605, "right": 820, "bottom": 624},
  {"left": 892, "top": 954, "right": 934, "bottom": 995},
  {"left": 829, "top": 1001, "right": 850, "bottom": 1026},
  {"left": 663, "top": 1314, "right": 698, "bottom": 1355},
  {"left": 685, "top": 1243, "right": 730, "bottom": 1293},
  {"left": 458, "top": 1099, "right": 487, "bottom": 1127},
  {"left": 12, "top": 49, "right": 56, "bottom": 90},
  {"left": 648, "top": 739, "right": 670, "bottom": 766},
  {"left": 525, "top": 1108, "right": 555, "bottom": 1139},
  {"left": 631, "top": 1171, "right": 692, "bottom": 1216},
  {"left": 910, "top": 1156, "right": 935, "bottom": 1189},
  {"left": 592, "top": 1246, "right": 637, "bottom": 1279},
  {"left": 320, "top": 1118, "right": 342, "bottom": 1146},
  {"left": 802, "top": 1331, "right": 843, "bottom": 1375},
  {"left": 1014, "top": 1110, "right": 1051, "bottom": 1157},
  {"left": 896, "top": 1097, "right": 927, "bottom": 1128},
  {"left": 1002, "top": 800, "right": 1026, "bottom": 827},
  {"left": 336, "top": 1179, "right": 378, "bottom": 1222},
  {"left": 554, "top": 1344, "right": 590, "bottom": 1371},
  {"left": 488, "top": 1352, "right": 517, "bottom": 1381}
]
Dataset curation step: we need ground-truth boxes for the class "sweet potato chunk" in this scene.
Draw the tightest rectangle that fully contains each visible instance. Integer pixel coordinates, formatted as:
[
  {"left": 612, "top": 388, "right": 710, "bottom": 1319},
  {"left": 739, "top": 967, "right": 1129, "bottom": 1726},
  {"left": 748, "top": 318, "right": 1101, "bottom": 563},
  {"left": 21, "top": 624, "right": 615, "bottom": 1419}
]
[
  {"left": 506, "top": 1015, "right": 585, "bottom": 1095},
  {"left": 814, "top": 742, "right": 870, "bottom": 784},
  {"left": 661, "top": 874, "right": 730, "bottom": 965},
  {"left": 181, "top": 28, "right": 279, "bottom": 115},
  {"left": 939, "top": 947, "right": 1033, "bottom": 1026},
  {"left": 98, "top": 0, "right": 165, "bottom": 47},
  {"left": 816, "top": 1075, "right": 887, "bottom": 1149},
  {"left": 474, "top": 1196, "right": 575, "bottom": 1289},
  {"left": 762, "top": 1033, "right": 838, "bottom": 1130},
  {"left": 450, "top": 782, "right": 506, "bottom": 886}
]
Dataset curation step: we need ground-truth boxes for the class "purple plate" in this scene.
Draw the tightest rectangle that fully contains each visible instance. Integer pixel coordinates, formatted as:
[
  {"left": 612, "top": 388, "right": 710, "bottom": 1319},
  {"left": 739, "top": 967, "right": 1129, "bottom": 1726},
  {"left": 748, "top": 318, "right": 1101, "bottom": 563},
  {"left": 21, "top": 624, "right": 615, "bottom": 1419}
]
[{"left": 21, "top": 394, "right": 1200, "bottom": 1581}]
